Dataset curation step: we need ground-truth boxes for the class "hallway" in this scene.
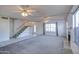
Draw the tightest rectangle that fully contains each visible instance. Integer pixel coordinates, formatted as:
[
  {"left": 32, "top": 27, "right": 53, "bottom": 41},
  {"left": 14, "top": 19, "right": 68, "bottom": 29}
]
[{"left": 0, "top": 35, "right": 64, "bottom": 54}]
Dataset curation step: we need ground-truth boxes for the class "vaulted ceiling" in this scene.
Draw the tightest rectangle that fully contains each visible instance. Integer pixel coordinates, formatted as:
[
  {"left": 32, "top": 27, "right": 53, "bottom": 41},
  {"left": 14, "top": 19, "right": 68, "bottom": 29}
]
[{"left": 0, "top": 5, "right": 73, "bottom": 21}]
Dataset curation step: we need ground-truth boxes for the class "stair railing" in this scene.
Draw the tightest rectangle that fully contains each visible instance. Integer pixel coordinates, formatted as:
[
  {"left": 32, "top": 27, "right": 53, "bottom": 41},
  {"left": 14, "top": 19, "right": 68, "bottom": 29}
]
[{"left": 11, "top": 21, "right": 33, "bottom": 38}]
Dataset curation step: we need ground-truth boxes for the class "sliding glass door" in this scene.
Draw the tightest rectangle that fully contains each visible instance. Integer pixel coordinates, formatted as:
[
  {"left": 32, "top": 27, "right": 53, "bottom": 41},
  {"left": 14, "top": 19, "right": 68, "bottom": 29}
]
[{"left": 73, "top": 8, "right": 79, "bottom": 46}]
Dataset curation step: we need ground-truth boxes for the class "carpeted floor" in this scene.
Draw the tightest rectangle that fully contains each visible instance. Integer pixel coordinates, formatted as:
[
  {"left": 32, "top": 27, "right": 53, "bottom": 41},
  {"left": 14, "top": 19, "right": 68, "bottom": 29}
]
[{"left": 0, "top": 35, "right": 64, "bottom": 54}]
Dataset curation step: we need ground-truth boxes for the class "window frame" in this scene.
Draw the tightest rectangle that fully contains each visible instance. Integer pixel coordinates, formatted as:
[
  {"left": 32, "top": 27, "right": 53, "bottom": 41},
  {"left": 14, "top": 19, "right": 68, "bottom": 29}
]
[{"left": 45, "top": 23, "right": 56, "bottom": 32}]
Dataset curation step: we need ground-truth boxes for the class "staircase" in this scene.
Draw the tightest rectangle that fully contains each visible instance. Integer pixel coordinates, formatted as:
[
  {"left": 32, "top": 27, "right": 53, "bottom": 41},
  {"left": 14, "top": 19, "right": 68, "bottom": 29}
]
[
  {"left": 11, "top": 22, "right": 33, "bottom": 38},
  {"left": 12, "top": 26, "right": 28, "bottom": 38}
]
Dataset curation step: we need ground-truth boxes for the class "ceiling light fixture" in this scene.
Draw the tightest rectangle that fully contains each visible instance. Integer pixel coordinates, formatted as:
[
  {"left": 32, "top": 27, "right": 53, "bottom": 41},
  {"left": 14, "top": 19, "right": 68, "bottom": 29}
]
[{"left": 21, "top": 12, "right": 28, "bottom": 17}]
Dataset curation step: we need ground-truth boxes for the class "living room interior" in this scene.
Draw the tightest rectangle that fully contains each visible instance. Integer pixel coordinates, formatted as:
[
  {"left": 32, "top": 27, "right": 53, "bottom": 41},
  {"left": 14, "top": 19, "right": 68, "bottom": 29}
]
[{"left": 0, "top": 5, "right": 79, "bottom": 54}]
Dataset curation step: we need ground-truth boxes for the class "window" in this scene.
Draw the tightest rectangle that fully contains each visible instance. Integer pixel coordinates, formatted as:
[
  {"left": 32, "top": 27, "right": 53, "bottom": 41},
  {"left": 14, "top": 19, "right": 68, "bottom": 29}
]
[
  {"left": 51, "top": 24, "right": 56, "bottom": 32},
  {"left": 75, "top": 9, "right": 79, "bottom": 27},
  {"left": 34, "top": 25, "right": 36, "bottom": 32},
  {"left": 45, "top": 23, "right": 56, "bottom": 32}
]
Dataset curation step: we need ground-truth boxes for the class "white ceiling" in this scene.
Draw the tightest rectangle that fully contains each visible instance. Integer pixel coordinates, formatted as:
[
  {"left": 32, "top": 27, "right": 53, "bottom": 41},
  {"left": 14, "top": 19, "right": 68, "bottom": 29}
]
[{"left": 0, "top": 5, "right": 72, "bottom": 21}]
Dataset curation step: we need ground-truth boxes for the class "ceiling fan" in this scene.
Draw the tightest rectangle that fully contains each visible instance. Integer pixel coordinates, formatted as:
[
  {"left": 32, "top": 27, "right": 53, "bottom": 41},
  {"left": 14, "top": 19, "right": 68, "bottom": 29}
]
[{"left": 17, "top": 5, "right": 36, "bottom": 16}]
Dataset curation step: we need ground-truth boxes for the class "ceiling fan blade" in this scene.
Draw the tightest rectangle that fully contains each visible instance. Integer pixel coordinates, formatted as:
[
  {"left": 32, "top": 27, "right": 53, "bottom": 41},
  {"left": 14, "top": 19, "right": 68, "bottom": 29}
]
[
  {"left": 17, "top": 6, "right": 24, "bottom": 11},
  {"left": 27, "top": 9, "right": 35, "bottom": 12}
]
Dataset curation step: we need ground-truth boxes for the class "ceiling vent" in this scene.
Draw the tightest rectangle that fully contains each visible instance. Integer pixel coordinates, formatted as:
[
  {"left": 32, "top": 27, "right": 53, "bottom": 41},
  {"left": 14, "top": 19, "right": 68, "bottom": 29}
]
[
  {"left": 0, "top": 16, "right": 17, "bottom": 20},
  {"left": 1, "top": 16, "right": 8, "bottom": 19}
]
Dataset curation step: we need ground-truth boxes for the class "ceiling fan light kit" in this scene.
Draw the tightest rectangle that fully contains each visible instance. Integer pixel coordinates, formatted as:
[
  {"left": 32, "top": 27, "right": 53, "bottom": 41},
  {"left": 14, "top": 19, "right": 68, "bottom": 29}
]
[
  {"left": 21, "top": 12, "right": 28, "bottom": 16},
  {"left": 17, "top": 5, "right": 35, "bottom": 17}
]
